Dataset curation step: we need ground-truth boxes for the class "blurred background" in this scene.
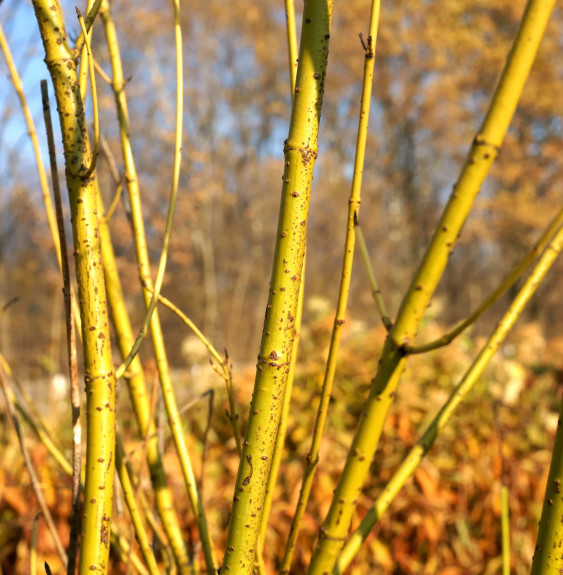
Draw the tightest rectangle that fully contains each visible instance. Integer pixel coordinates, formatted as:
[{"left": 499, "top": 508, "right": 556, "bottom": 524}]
[
  {"left": 0, "top": 0, "right": 562, "bottom": 382},
  {"left": 1, "top": 2, "right": 563, "bottom": 573}
]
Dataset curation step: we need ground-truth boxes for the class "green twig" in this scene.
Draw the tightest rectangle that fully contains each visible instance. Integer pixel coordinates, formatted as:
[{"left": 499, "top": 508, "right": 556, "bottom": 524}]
[
  {"left": 98, "top": 1, "right": 212, "bottom": 568},
  {"left": 114, "top": 0, "right": 181, "bottom": 388},
  {"left": 115, "top": 435, "right": 161, "bottom": 575},
  {"left": 76, "top": 8, "right": 99, "bottom": 180},
  {"left": 151, "top": 288, "right": 242, "bottom": 455},
  {"left": 0, "top": 355, "right": 65, "bottom": 463},
  {"left": 93, "top": 56, "right": 113, "bottom": 84},
  {"left": 494, "top": 401, "right": 511, "bottom": 575},
  {"left": 354, "top": 213, "right": 393, "bottom": 331},
  {"left": 72, "top": 0, "right": 103, "bottom": 57},
  {"left": 284, "top": 0, "right": 298, "bottom": 96}
]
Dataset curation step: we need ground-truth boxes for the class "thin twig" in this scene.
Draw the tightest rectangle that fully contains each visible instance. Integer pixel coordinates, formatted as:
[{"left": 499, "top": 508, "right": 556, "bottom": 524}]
[
  {"left": 0, "top": 23, "right": 83, "bottom": 338},
  {"left": 114, "top": 435, "right": 161, "bottom": 575},
  {"left": 0, "top": 297, "right": 19, "bottom": 317},
  {"left": 199, "top": 389, "right": 215, "bottom": 500},
  {"left": 148, "top": 287, "right": 242, "bottom": 454},
  {"left": 93, "top": 56, "right": 113, "bottom": 84},
  {"left": 31, "top": 512, "right": 41, "bottom": 575},
  {"left": 354, "top": 213, "right": 393, "bottom": 331},
  {"left": 100, "top": 133, "right": 122, "bottom": 182},
  {"left": 124, "top": 389, "right": 215, "bottom": 460},
  {"left": 104, "top": 178, "right": 125, "bottom": 222},
  {"left": 72, "top": 0, "right": 103, "bottom": 57},
  {"left": 99, "top": 135, "right": 126, "bottom": 222},
  {"left": 406, "top": 205, "right": 563, "bottom": 354},
  {"left": 284, "top": 0, "right": 298, "bottom": 97},
  {"left": 127, "top": 377, "right": 176, "bottom": 571},
  {"left": 76, "top": 8, "right": 99, "bottom": 178},
  {"left": 280, "top": 2, "right": 381, "bottom": 571},
  {"left": 493, "top": 401, "right": 511, "bottom": 575},
  {"left": 114, "top": 0, "right": 184, "bottom": 387},
  {"left": 13, "top": 397, "right": 73, "bottom": 475},
  {"left": 40, "top": 79, "right": 82, "bottom": 575},
  {"left": 0, "top": 369, "right": 68, "bottom": 566},
  {"left": 0, "top": 354, "right": 70, "bottom": 474}
]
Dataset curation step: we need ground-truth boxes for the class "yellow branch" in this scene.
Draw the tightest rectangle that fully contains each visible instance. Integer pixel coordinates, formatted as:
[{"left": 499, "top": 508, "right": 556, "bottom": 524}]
[
  {"left": 221, "top": 2, "right": 333, "bottom": 572},
  {"left": 30, "top": 2, "right": 117, "bottom": 573},
  {"left": 336, "top": 223, "right": 563, "bottom": 573},
  {"left": 307, "top": 0, "right": 557, "bottom": 571}
]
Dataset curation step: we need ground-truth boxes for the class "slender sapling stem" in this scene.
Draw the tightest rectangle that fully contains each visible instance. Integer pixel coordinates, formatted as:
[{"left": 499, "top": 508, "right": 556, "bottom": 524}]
[
  {"left": 281, "top": 2, "right": 381, "bottom": 571},
  {"left": 308, "top": 1, "right": 557, "bottom": 571},
  {"left": 335, "top": 223, "right": 563, "bottom": 573}
]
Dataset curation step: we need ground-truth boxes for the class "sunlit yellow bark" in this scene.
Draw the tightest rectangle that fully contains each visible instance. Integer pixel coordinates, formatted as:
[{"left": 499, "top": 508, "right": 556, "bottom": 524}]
[
  {"left": 335, "top": 224, "right": 563, "bottom": 573},
  {"left": 307, "top": 0, "right": 556, "bottom": 572},
  {"left": 281, "top": 2, "right": 381, "bottom": 572},
  {"left": 98, "top": 1, "right": 215, "bottom": 571},
  {"left": 220, "top": 1, "right": 333, "bottom": 572},
  {"left": 257, "top": 0, "right": 301, "bottom": 560},
  {"left": 531, "top": 225, "right": 563, "bottom": 571},
  {"left": 30, "top": 1, "right": 116, "bottom": 573},
  {"left": 284, "top": 0, "right": 298, "bottom": 95},
  {"left": 97, "top": 190, "right": 191, "bottom": 572}
]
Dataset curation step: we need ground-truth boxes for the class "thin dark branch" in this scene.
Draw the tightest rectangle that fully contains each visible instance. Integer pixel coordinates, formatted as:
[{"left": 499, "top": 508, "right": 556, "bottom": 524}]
[
  {"left": 41, "top": 79, "right": 81, "bottom": 575},
  {"left": 0, "top": 368, "right": 68, "bottom": 565}
]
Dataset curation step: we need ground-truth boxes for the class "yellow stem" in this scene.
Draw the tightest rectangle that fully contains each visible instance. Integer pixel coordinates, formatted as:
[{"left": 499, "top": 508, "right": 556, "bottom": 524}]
[
  {"left": 308, "top": 0, "right": 557, "bottom": 571},
  {"left": 30, "top": 3, "right": 117, "bottom": 573},
  {"left": 98, "top": 0, "right": 216, "bottom": 570},
  {"left": 281, "top": 2, "right": 381, "bottom": 571},
  {"left": 336, "top": 224, "right": 563, "bottom": 573},
  {"left": 76, "top": 9, "right": 99, "bottom": 180},
  {"left": 221, "top": 2, "right": 333, "bottom": 572},
  {"left": 406, "top": 206, "right": 563, "bottom": 354}
]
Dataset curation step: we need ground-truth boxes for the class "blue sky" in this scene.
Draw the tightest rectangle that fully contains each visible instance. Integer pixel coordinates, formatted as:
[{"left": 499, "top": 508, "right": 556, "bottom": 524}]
[
  {"left": 0, "top": 0, "right": 292, "bottom": 198},
  {"left": 0, "top": 0, "right": 80, "bottom": 194}
]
